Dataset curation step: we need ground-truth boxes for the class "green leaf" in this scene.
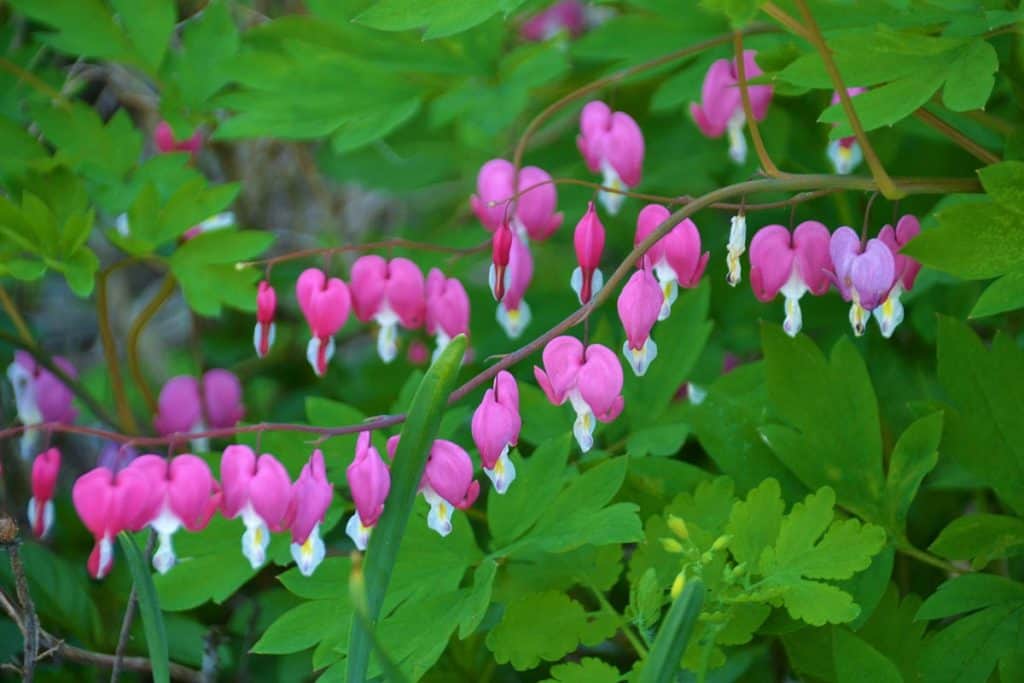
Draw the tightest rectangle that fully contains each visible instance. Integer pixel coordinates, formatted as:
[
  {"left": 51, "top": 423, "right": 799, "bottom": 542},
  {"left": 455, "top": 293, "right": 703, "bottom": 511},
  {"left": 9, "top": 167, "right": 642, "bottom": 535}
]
[
  {"left": 979, "top": 161, "right": 1024, "bottom": 212},
  {"left": 171, "top": 0, "right": 239, "bottom": 107},
  {"left": 279, "top": 557, "right": 351, "bottom": 600},
  {"left": 885, "top": 412, "right": 942, "bottom": 533},
  {"left": 626, "top": 421, "right": 690, "bottom": 457},
  {"left": 726, "top": 478, "right": 785, "bottom": 568},
  {"left": 485, "top": 590, "right": 618, "bottom": 670},
  {"left": 819, "top": 65, "right": 948, "bottom": 138},
  {"left": 253, "top": 599, "right": 350, "bottom": 655},
  {"left": 117, "top": 533, "right": 169, "bottom": 683},
  {"left": 543, "top": 658, "right": 621, "bottom": 683},
  {"left": 942, "top": 40, "right": 998, "bottom": 112},
  {"left": 458, "top": 559, "right": 496, "bottom": 638},
  {"left": 488, "top": 434, "right": 571, "bottom": 545},
  {"left": 917, "top": 574, "right": 1024, "bottom": 621},
  {"left": 904, "top": 200, "right": 1024, "bottom": 279},
  {"left": 857, "top": 584, "right": 926, "bottom": 683},
  {"left": 9, "top": 0, "right": 138, "bottom": 63},
  {"left": 356, "top": 0, "right": 527, "bottom": 39},
  {"left": 919, "top": 602, "right": 1024, "bottom": 683},
  {"left": 833, "top": 628, "right": 903, "bottom": 683},
  {"left": 331, "top": 98, "right": 421, "bottom": 153},
  {"left": 699, "top": 0, "right": 762, "bottom": 27},
  {"left": 971, "top": 270, "right": 1024, "bottom": 318},
  {"left": 639, "top": 578, "right": 705, "bottom": 683},
  {"left": 930, "top": 514, "right": 1024, "bottom": 570},
  {"left": 346, "top": 335, "right": 468, "bottom": 683},
  {"left": 110, "top": 0, "right": 175, "bottom": 71}
]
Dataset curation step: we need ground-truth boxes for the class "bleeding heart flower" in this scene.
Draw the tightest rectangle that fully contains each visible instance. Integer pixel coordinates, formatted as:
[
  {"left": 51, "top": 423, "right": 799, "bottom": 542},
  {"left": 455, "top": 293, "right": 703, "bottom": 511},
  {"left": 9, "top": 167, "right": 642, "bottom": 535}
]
[
  {"left": 131, "top": 454, "right": 221, "bottom": 574},
  {"left": 154, "top": 120, "right": 203, "bottom": 157},
  {"left": 520, "top": 0, "right": 586, "bottom": 41},
  {"left": 471, "top": 159, "right": 563, "bottom": 240},
  {"left": 617, "top": 268, "right": 663, "bottom": 376},
  {"left": 6, "top": 351, "right": 77, "bottom": 459},
  {"left": 386, "top": 436, "right": 480, "bottom": 537},
  {"left": 571, "top": 202, "right": 606, "bottom": 304},
  {"left": 27, "top": 447, "right": 61, "bottom": 538},
  {"left": 425, "top": 268, "right": 470, "bottom": 362},
  {"left": 577, "top": 101, "right": 644, "bottom": 214},
  {"left": 254, "top": 280, "right": 277, "bottom": 359},
  {"left": 72, "top": 466, "right": 160, "bottom": 579},
  {"left": 285, "top": 450, "right": 334, "bottom": 576},
  {"left": 726, "top": 213, "right": 747, "bottom": 286},
  {"left": 350, "top": 256, "right": 426, "bottom": 364},
  {"left": 220, "top": 445, "right": 293, "bottom": 569},
  {"left": 495, "top": 233, "right": 535, "bottom": 339},
  {"left": 534, "top": 336, "right": 624, "bottom": 452},
  {"left": 827, "top": 88, "right": 867, "bottom": 175},
  {"left": 830, "top": 227, "right": 897, "bottom": 336},
  {"left": 296, "top": 268, "right": 352, "bottom": 376},
  {"left": 873, "top": 215, "right": 921, "bottom": 337},
  {"left": 749, "top": 221, "right": 832, "bottom": 337},
  {"left": 634, "top": 204, "right": 709, "bottom": 320},
  {"left": 471, "top": 371, "right": 521, "bottom": 493},
  {"left": 690, "top": 50, "right": 773, "bottom": 164},
  {"left": 346, "top": 432, "right": 391, "bottom": 551},
  {"left": 153, "top": 370, "right": 244, "bottom": 451}
]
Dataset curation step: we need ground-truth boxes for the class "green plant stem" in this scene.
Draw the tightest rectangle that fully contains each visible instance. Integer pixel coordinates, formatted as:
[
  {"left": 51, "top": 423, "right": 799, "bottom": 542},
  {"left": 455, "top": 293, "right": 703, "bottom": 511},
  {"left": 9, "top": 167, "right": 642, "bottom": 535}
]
[
  {"left": 96, "top": 265, "right": 139, "bottom": 434},
  {"left": 733, "top": 31, "right": 781, "bottom": 177},
  {"left": 587, "top": 584, "right": 648, "bottom": 658},
  {"left": 126, "top": 276, "right": 177, "bottom": 417},
  {"left": 914, "top": 108, "right": 1001, "bottom": 165},
  {"left": 895, "top": 541, "right": 964, "bottom": 575},
  {"left": 0, "top": 282, "right": 34, "bottom": 345},
  {"left": 791, "top": 0, "right": 902, "bottom": 199},
  {"left": 0, "top": 56, "right": 67, "bottom": 105}
]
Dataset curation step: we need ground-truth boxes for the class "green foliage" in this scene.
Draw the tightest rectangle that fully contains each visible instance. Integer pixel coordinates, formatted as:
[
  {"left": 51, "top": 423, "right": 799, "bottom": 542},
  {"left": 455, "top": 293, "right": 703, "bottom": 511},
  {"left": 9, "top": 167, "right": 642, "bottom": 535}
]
[
  {"left": 929, "top": 514, "right": 1024, "bottom": 570},
  {"left": 117, "top": 533, "right": 169, "bottom": 683},
  {"left": 543, "top": 657, "right": 622, "bottom": 683}
]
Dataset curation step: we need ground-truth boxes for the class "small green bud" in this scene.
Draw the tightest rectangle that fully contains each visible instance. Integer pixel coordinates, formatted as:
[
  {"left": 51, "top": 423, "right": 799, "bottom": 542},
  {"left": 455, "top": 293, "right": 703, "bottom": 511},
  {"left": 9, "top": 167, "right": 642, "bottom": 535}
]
[
  {"left": 700, "top": 551, "right": 714, "bottom": 565},
  {"left": 711, "top": 534, "right": 732, "bottom": 552},
  {"left": 671, "top": 572, "right": 686, "bottom": 599},
  {"left": 667, "top": 515, "right": 689, "bottom": 539},
  {"left": 660, "top": 538, "right": 685, "bottom": 553}
]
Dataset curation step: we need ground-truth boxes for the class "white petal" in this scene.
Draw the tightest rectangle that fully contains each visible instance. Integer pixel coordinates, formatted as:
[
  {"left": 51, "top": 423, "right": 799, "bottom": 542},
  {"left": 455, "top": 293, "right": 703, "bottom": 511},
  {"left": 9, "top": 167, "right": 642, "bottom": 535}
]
[
  {"left": 782, "top": 295, "right": 803, "bottom": 338},
  {"left": 849, "top": 302, "right": 868, "bottom": 337},
  {"left": 189, "top": 420, "right": 209, "bottom": 454},
  {"left": 591, "top": 268, "right": 604, "bottom": 299},
  {"left": 570, "top": 266, "right": 583, "bottom": 301},
  {"left": 726, "top": 214, "right": 747, "bottom": 287},
  {"left": 27, "top": 497, "right": 54, "bottom": 538},
  {"left": 828, "top": 139, "right": 863, "bottom": 175},
  {"left": 423, "top": 488, "right": 453, "bottom": 537},
  {"left": 569, "top": 397, "right": 596, "bottom": 453},
  {"left": 253, "top": 322, "right": 276, "bottom": 358},
  {"left": 345, "top": 512, "right": 372, "bottom": 551},
  {"left": 152, "top": 531, "right": 177, "bottom": 574},
  {"left": 241, "top": 518, "right": 271, "bottom": 570},
  {"left": 198, "top": 212, "right": 236, "bottom": 231},
  {"left": 687, "top": 384, "right": 708, "bottom": 405},
  {"left": 873, "top": 291, "right": 904, "bottom": 339},
  {"left": 291, "top": 523, "right": 326, "bottom": 576},
  {"left": 484, "top": 445, "right": 516, "bottom": 494},
  {"left": 496, "top": 300, "right": 530, "bottom": 339},
  {"left": 115, "top": 213, "right": 131, "bottom": 237},
  {"left": 96, "top": 536, "right": 114, "bottom": 578},
  {"left": 7, "top": 361, "right": 42, "bottom": 428},
  {"left": 656, "top": 277, "right": 678, "bottom": 321},
  {"left": 598, "top": 163, "right": 627, "bottom": 215},
  {"left": 623, "top": 337, "right": 658, "bottom": 377},
  {"left": 376, "top": 322, "right": 399, "bottom": 364},
  {"left": 306, "top": 336, "right": 335, "bottom": 377},
  {"left": 432, "top": 331, "right": 452, "bottom": 364},
  {"left": 727, "top": 109, "right": 748, "bottom": 165}
]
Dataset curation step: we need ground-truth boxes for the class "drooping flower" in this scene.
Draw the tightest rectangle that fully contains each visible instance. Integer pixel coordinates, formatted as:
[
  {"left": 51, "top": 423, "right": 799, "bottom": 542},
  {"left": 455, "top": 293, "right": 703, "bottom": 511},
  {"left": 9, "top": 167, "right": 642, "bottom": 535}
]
[
  {"left": 520, "top": 0, "right": 586, "bottom": 41},
  {"left": 72, "top": 466, "right": 159, "bottom": 579},
  {"left": 254, "top": 280, "right": 277, "bottom": 359},
  {"left": 471, "top": 159, "right": 563, "bottom": 240},
  {"left": 220, "top": 445, "right": 293, "bottom": 569},
  {"left": 873, "top": 215, "right": 922, "bottom": 338},
  {"left": 489, "top": 222, "right": 515, "bottom": 303},
  {"left": 131, "top": 454, "right": 220, "bottom": 574},
  {"left": 827, "top": 88, "right": 866, "bottom": 175},
  {"left": 634, "top": 204, "right": 709, "bottom": 320},
  {"left": 534, "top": 336, "right": 624, "bottom": 452},
  {"left": 577, "top": 101, "right": 644, "bottom": 215},
  {"left": 617, "top": 269, "right": 664, "bottom": 376},
  {"left": 296, "top": 268, "right": 352, "bottom": 376},
  {"left": 726, "top": 213, "right": 747, "bottom": 286},
  {"left": 27, "top": 447, "right": 61, "bottom": 538},
  {"left": 386, "top": 436, "right": 480, "bottom": 537},
  {"left": 749, "top": 221, "right": 832, "bottom": 337},
  {"left": 425, "top": 269, "right": 470, "bottom": 362},
  {"left": 571, "top": 202, "right": 606, "bottom": 304},
  {"left": 471, "top": 371, "right": 521, "bottom": 493},
  {"left": 153, "top": 370, "right": 245, "bottom": 450},
  {"left": 7, "top": 351, "right": 77, "bottom": 459},
  {"left": 829, "top": 227, "right": 896, "bottom": 337},
  {"left": 286, "top": 450, "right": 334, "bottom": 576},
  {"left": 496, "top": 233, "right": 535, "bottom": 339},
  {"left": 345, "top": 432, "right": 391, "bottom": 551},
  {"left": 690, "top": 50, "right": 773, "bottom": 165},
  {"left": 97, "top": 443, "right": 137, "bottom": 473},
  {"left": 154, "top": 121, "right": 203, "bottom": 157},
  {"left": 350, "top": 256, "right": 426, "bottom": 364}
]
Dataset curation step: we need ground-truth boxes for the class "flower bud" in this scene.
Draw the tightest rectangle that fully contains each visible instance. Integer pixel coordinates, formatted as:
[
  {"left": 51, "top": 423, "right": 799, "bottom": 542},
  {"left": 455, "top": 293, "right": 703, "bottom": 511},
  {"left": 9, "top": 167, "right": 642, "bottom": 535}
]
[
  {"left": 660, "top": 537, "right": 684, "bottom": 554},
  {"left": 667, "top": 515, "right": 688, "bottom": 539},
  {"left": 670, "top": 572, "right": 686, "bottom": 599}
]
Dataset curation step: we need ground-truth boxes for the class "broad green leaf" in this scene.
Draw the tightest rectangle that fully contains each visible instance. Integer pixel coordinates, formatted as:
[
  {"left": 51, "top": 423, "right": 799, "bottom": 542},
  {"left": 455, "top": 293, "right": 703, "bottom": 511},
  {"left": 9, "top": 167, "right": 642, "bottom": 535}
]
[
  {"left": 111, "top": 0, "right": 175, "bottom": 71},
  {"left": 700, "top": 0, "right": 762, "bottom": 27},
  {"left": 905, "top": 201, "right": 1024, "bottom": 279},
  {"left": 485, "top": 590, "right": 618, "bottom": 670},
  {"left": 833, "top": 628, "right": 903, "bottom": 683},
  {"left": 458, "top": 559, "right": 496, "bottom": 638},
  {"left": 279, "top": 557, "right": 352, "bottom": 600},
  {"left": 858, "top": 585, "right": 926, "bottom": 683},
  {"left": 356, "top": 0, "right": 527, "bottom": 40},
  {"left": 929, "top": 514, "right": 1024, "bottom": 569},
  {"left": 626, "top": 421, "right": 690, "bottom": 457},
  {"left": 330, "top": 98, "right": 422, "bottom": 153},
  {"left": 117, "top": 533, "right": 169, "bottom": 683},
  {"left": 979, "top": 161, "right": 1024, "bottom": 212},
  {"left": 9, "top": 0, "right": 138, "bottom": 63},
  {"left": 971, "top": 270, "right": 1024, "bottom": 318},
  {"left": 639, "top": 578, "right": 705, "bottom": 683},
  {"left": 30, "top": 103, "right": 141, "bottom": 183},
  {"left": 917, "top": 574, "right": 1024, "bottom": 621},
  {"left": 942, "top": 39, "right": 998, "bottom": 112},
  {"left": 346, "top": 336, "right": 468, "bottom": 683},
  {"left": 171, "top": 0, "right": 239, "bottom": 107},
  {"left": 252, "top": 599, "right": 350, "bottom": 655},
  {"left": 543, "top": 658, "right": 621, "bottom": 683},
  {"left": 488, "top": 434, "right": 571, "bottom": 545},
  {"left": 919, "top": 602, "right": 1024, "bottom": 683},
  {"left": 885, "top": 412, "right": 943, "bottom": 533},
  {"left": 820, "top": 64, "right": 947, "bottom": 138}
]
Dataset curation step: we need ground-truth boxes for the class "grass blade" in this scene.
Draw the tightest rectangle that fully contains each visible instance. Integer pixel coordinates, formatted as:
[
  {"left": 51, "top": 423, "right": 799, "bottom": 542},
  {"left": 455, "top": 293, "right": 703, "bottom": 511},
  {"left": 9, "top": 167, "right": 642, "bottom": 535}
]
[
  {"left": 117, "top": 532, "right": 169, "bottom": 683},
  {"left": 640, "top": 577, "right": 705, "bottom": 683}
]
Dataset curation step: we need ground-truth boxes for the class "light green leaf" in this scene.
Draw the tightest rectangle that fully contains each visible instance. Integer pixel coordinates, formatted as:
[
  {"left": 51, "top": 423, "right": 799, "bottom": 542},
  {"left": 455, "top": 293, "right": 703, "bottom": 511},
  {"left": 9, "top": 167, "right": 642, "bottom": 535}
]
[
  {"left": 639, "top": 579, "right": 705, "bottom": 683},
  {"left": 117, "top": 533, "right": 169, "bottom": 683},
  {"left": 820, "top": 65, "right": 947, "bottom": 138},
  {"left": 278, "top": 557, "right": 352, "bottom": 600},
  {"left": 626, "top": 422, "right": 690, "bottom": 457},
  {"left": 356, "top": 0, "right": 527, "bottom": 39},
  {"left": 942, "top": 40, "right": 998, "bottom": 112},
  {"left": 930, "top": 514, "right": 1024, "bottom": 570},
  {"left": 543, "top": 657, "right": 621, "bottom": 683},
  {"left": 905, "top": 201, "right": 1024, "bottom": 280},
  {"left": 488, "top": 434, "right": 571, "bottom": 545},
  {"left": 9, "top": 0, "right": 137, "bottom": 63},
  {"left": 111, "top": 0, "right": 175, "bottom": 71},
  {"left": 971, "top": 270, "right": 1024, "bottom": 318},
  {"left": 885, "top": 412, "right": 943, "bottom": 533},
  {"left": 252, "top": 599, "right": 350, "bottom": 655},
  {"left": 979, "top": 161, "right": 1024, "bottom": 212},
  {"left": 727, "top": 478, "right": 785, "bottom": 568},
  {"left": 171, "top": 0, "right": 239, "bottom": 107},
  {"left": 331, "top": 98, "right": 421, "bottom": 153},
  {"left": 458, "top": 559, "right": 496, "bottom": 638}
]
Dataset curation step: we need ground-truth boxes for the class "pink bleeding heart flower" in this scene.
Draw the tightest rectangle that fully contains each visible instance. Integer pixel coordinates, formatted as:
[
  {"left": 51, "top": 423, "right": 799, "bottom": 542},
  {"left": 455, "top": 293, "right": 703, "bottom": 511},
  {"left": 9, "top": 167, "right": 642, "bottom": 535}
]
[
  {"left": 296, "top": 268, "right": 352, "bottom": 376},
  {"left": 571, "top": 202, "right": 606, "bottom": 304},
  {"left": 425, "top": 268, "right": 470, "bottom": 362},
  {"left": 220, "top": 445, "right": 293, "bottom": 569},
  {"left": 407, "top": 340, "right": 429, "bottom": 366},
  {"left": 489, "top": 223, "right": 515, "bottom": 304},
  {"left": 386, "top": 436, "right": 480, "bottom": 537},
  {"left": 98, "top": 443, "right": 137, "bottom": 473},
  {"left": 254, "top": 280, "right": 277, "bottom": 359},
  {"left": 690, "top": 50, "right": 773, "bottom": 164},
  {"left": 577, "top": 101, "right": 644, "bottom": 215},
  {"left": 520, "top": 0, "right": 586, "bottom": 41},
  {"left": 72, "top": 466, "right": 160, "bottom": 579},
  {"left": 153, "top": 370, "right": 244, "bottom": 450},
  {"left": 346, "top": 432, "right": 391, "bottom": 550},
  {"left": 830, "top": 227, "right": 897, "bottom": 337},
  {"left": 350, "top": 256, "right": 426, "bottom": 363},
  {"left": 154, "top": 120, "right": 203, "bottom": 157},
  {"left": 27, "top": 447, "right": 61, "bottom": 538},
  {"left": 617, "top": 268, "right": 664, "bottom": 376},
  {"left": 471, "top": 159, "right": 564, "bottom": 241},
  {"left": 285, "top": 450, "right": 334, "bottom": 575},
  {"left": 634, "top": 204, "right": 709, "bottom": 320},
  {"left": 534, "top": 336, "right": 624, "bottom": 452},
  {"left": 131, "top": 454, "right": 220, "bottom": 574},
  {"left": 749, "top": 221, "right": 832, "bottom": 337},
  {"left": 471, "top": 371, "right": 521, "bottom": 493},
  {"left": 872, "top": 214, "right": 922, "bottom": 337},
  {"left": 827, "top": 88, "right": 867, "bottom": 174},
  {"left": 6, "top": 352, "right": 77, "bottom": 459},
  {"left": 496, "top": 233, "right": 535, "bottom": 339}
]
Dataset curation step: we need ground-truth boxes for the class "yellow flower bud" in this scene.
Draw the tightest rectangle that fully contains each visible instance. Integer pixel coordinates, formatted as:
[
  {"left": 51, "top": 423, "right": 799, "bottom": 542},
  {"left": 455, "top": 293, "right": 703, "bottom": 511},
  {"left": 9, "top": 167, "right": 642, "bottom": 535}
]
[
  {"left": 660, "top": 538, "right": 684, "bottom": 554},
  {"left": 671, "top": 572, "right": 686, "bottom": 599},
  {"left": 667, "top": 515, "right": 689, "bottom": 539},
  {"left": 711, "top": 534, "right": 732, "bottom": 552}
]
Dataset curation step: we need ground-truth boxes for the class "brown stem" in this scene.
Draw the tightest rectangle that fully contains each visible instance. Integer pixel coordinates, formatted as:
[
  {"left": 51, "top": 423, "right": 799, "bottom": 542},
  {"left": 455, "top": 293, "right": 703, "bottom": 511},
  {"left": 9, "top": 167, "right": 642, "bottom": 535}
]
[
  {"left": 249, "top": 237, "right": 490, "bottom": 270},
  {"left": 126, "top": 277, "right": 177, "bottom": 416},
  {"left": 7, "top": 542, "right": 39, "bottom": 682},
  {"left": 0, "top": 282, "right": 34, "bottom": 345},
  {"left": 913, "top": 108, "right": 1001, "bottom": 165},
  {"left": 95, "top": 267, "right": 139, "bottom": 434},
  {"left": 761, "top": 2, "right": 811, "bottom": 39},
  {"left": 0, "top": 57, "right": 67, "bottom": 105},
  {"left": 792, "top": 0, "right": 901, "bottom": 199},
  {"left": 733, "top": 31, "right": 781, "bottom": 177}
]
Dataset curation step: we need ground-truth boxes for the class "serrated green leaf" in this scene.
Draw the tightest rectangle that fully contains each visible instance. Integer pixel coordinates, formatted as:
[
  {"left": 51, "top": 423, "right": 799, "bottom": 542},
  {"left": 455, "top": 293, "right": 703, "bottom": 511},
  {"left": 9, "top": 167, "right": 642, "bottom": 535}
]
[
  {"left": 356, "top": 0, "right": 527, "bottom": 39},
  {"left": 833, "top": 627, "right": 903, "bottom": 683},
  {"left": 905, "top": 200, "right": 1024, "bottom": 280},
  {"left": 9, "top": 0, "right": 138, "bottom": 63},
  {"left": 726, "top": 478, "right": 784, "bottom": 568},
  {"left": 819, "top": 65, "right": 947, "bottom": 139},
  {"left": 919, "top": 602, "right": 1024, "bottom": 683},
  {"left": 117, "top": 533, "right": 169, "bottom": 683},
  {"left": 979, "top": 161, "right": 1024, "bottom": 212},
  {"left": 488, "top": 434, "right": 571, "bottom": 545},
  {"left": 331, "top": 98, "right": 421, "bottom": 153},
  {"left": 543, "top": 657, "right": 621, "bottom": 683},
  {"left": 917, "top": 574, "right": 1024, "bottom": 621},
  {"left": 171, "top": 0, "right": 239, "bottom": 107},
  {"left": 252, "top": 599, "right": 350, "bottom": 655}
]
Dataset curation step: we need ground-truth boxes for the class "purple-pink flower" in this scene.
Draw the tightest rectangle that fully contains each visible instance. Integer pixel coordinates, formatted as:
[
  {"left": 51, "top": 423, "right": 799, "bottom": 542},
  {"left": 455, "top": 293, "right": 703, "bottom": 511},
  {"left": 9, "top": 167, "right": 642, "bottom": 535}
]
[
  {"left": 572, "top": 202, "right": 606, "bottom": 304},
  {"left": 690, "top": 50, "right": 773, "bottom": 164},
  {"left": 749, "top": 221, "right": 832, "bottom": 337},
  {"left": 28, "top": 447, "right": 61, "bottom": 539},
  {"left": 471, "top": 159, "right": 563, "bottom": 241},
  {"left": 830, "top": 227, "right": 897, "bottom": 336},
  {"left": 254, "top": 280, "right": 277, "bottom": 359},
  {"left": 471, "top": 371, "right": 521, "bottom": 493},
  {"left": 520, "top": 0, "right": 586, "bottom": 41},
  {"left": 296, "top": 267, "right": 352, "bottom": 376},
  {"left": 153, "top": 370, "right": 245, "bottom": 449},
  {"left": 577, "top": 101, "right": 644, "bottom": 214},
  {"left": 7, "top": 351, "right": 77, "bottom": 457},
  {"left": 534, "top": 336, "right": 624, "bottom": 452},
  {"left": 617, "top": 268, "right": 663, "bottom": 376},
  {"left": 873, "top": 215, "right": 922, "bottom": 337},
  {"left": 495, "top": 232, "right": 535, "bottom": 339},
  {"left": 346, "top": 432, "right": 391, "bottom": 550},
  {"left": 154, "top": 120, "right": 203, "bottom": 157},
  {"left": 386, "top": 436, "right": 480, "bottom": 537},
  {"left": 634, "top": 204, "right": 709, "bottom": 320},
  {"left": 426, "top": 268, "right": 470, "bottom": 361},
  {"left": 220, "top": 445, "right": 293, "bottom": 569},
  {"left": 350, "top": 256, "right": 426, "bottom": 364},
  {"left": 286, "top": 450, "right": 334, "bottom": 575}
]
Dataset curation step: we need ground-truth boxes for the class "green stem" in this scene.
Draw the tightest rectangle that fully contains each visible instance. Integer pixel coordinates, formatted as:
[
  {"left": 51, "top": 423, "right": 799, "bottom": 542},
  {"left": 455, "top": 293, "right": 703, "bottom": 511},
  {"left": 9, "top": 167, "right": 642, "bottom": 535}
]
[
  {"left": 733, "top": 31, "right": 781, "bottom": 177},
  {"left": 588, "top": 583, "right": 649, "bottom": 658},
  {"left": 126, "top": 276, "right": 177, "bottom": 417},
  {"left": 895, "top": 542, "right": 964, "bottom": 575},
  {"left": 95, "top": 266, "right": 139, "bottom": 434},
  {"left": 0, "top": 282, "right": 34, "bottom": 345}
]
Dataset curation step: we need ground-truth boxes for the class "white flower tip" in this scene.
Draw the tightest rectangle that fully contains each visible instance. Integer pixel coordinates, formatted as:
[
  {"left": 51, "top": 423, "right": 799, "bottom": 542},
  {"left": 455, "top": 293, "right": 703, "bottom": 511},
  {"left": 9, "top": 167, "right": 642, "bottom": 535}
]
[
  {"left": 291, "top": 527, "right": 325, "bottom": 577},
  {"left": 377, "top": 324, "right": 399, "bottom": 364},
  {"left": 346, "top": 513, "right": 371, "bottom": 551},
  {"left": 497, "top": 300, "right": 530, "bottom": 339},
  {"left": 623, "top": 338, "right": 658, "bottom": 377},
  {"left": 484, "top": 447, "right": 516, "bottom": 494},
  {"left": 241, "top": 522, "right": 270, "bottom": 570},
  {"left": 253, "top": 322, "right": 276, "bottom": 359},
  {"left": 306, "top": 336, "right": 336, "bottom": 377}
]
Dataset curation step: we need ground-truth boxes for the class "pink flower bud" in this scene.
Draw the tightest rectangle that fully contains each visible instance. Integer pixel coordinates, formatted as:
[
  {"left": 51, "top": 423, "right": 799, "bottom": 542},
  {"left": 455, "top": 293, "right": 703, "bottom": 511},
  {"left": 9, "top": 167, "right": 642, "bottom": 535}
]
[
  {"left": 471, "top": 371, "right": 521, "bottom": 493},
  {"left": 617, "top": 269, "right": 663, "bottom": 376},
  {"left": 28, "top": 447, "right": 60, "bottom": 538},
  {"left": 489, "top": 223, "right": 515, "bottom": 302},
  {"left": 154, "top": 121, "right": 203, "bottom": 157},
  {"left": 497, "top": 233, "right": 534, "bottom": 339},
  {"left": 220, "top": 445, "right": 293, "bottom": 569},
  {"left": 571, "top": 202, "right": 606, "bottom": 304},
  {"left": 254, "top": 280, "right": 277, "bottom": 359},
  {"left": 471, "top": 159, "right": 563, "bottom": 240},
  {"left": 346, "top": 432, "right": 390, "bottom": 550},
  {"left": 426, "top": 268, "right": 470, "bottom": 361},
  {"left": 350, "top": 256, "right": 426, "bottom": 364},
  {"left": 520, "top": 0, "right": 586, "bottom": 41},
  {"left": 749, "top": 221, "right": 832, "bottom": 337},
  {"left": 690, "top": 51, "right": 773, "bottom": 164},
  {"left": 577, "top": 101, "right": 644, "bottom": 214},
  {"left": 296, "top": 268, "right": 352, "bottom": 376},
  {"left": 286, "top": 450, "right": 333, "bottom": 575}
]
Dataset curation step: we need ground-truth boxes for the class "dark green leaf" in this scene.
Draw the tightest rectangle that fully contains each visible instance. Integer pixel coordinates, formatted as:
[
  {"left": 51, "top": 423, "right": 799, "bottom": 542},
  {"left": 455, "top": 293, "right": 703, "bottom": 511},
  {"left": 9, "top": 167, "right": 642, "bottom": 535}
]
[
  {"left": 930, "top": 514, "right": 1024, "bottom": 569},
  {"left": 885, "top": 412, "right": 943, "bottom": 533},
  {"left": 639, "top": 578, "right": 705, "bottom": 683},
  {"left": 117, "top": 533, "right": 169, "bottom": 683}
]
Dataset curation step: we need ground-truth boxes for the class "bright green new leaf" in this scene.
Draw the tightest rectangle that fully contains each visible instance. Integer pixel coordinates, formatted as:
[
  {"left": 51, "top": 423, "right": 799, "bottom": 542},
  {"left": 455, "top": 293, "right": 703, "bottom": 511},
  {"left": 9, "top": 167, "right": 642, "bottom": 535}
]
[
  {"left": 979, "top": 161, "right": 1024, "bottom": 212},
  {"left": 110, "top": 0, "right": 175, "bottom": 71},
  {"left": 9, "top": 0, "right": 138, "bottom": 63},
  {"left": 905, "top": 200, "right": 1024, "bottom": 279},
  {"left": 727, "top": 478, "right": 785, "bottom": 568},
  {"left": 171, "top": 0, "right": 239, "bottom": 107},
  {"left": 941, "top": 39, "right": 998, "bottom": 112},
  {"left": 252, "top": 599, "right": 351, "bottom": 655},
  {"left": 929, "top": 514, "right": 1024, "bottom": 569}
]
